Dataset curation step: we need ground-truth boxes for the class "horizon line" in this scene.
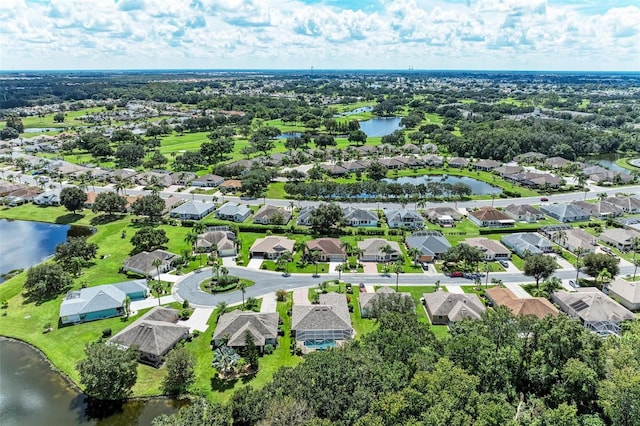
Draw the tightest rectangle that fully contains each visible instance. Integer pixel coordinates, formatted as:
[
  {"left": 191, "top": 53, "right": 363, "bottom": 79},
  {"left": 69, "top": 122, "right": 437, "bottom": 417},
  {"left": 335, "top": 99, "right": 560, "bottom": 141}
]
[{"left": 1, "top": 68, "right": 639, "bottom": 74}]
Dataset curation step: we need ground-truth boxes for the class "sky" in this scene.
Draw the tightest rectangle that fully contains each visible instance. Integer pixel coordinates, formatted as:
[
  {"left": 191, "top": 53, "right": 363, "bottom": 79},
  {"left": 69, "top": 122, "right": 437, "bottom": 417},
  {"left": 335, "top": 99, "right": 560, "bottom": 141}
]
[{"left": 0, "top": 0, "right": 639, "bottom": 71}]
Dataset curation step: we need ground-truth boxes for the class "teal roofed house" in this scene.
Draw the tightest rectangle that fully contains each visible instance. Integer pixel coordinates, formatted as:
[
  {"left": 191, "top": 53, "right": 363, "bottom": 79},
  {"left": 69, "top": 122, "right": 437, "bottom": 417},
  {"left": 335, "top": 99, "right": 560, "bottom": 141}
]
[{"left": 59, "top": 280, "right": 148, "bottom": 325}]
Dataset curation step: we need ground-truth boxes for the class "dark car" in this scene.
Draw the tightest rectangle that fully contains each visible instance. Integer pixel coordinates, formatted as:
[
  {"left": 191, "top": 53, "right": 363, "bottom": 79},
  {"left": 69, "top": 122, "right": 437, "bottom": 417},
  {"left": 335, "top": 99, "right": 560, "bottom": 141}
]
[
  {"left": 421, "top": 262, "right": 429, "bottom": 271},
  {"left": 540, "top": 197, "right": 549, "bottom": 202},
  {"left": 449, "top": 271, "right": 464, "bottom": 278}
]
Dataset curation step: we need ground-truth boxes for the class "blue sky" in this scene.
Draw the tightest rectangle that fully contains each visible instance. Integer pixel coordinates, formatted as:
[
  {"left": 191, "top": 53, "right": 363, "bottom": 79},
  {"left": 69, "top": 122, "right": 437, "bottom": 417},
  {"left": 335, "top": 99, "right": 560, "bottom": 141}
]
[{"left": 1, "top": 0, "right": 638, "bottom": 71}]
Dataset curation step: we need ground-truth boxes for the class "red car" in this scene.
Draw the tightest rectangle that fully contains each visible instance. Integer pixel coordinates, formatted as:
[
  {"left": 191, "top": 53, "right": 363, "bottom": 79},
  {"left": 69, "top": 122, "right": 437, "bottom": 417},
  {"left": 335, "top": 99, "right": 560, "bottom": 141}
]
[{"left": 449, "top": 271, "right": 464, "bottom": 278}]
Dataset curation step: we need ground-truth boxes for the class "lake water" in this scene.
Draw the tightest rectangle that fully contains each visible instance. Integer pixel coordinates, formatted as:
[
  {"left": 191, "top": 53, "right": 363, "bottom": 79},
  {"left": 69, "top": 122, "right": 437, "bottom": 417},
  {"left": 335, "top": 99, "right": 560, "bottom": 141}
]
[
  {"left": 0, "top": 219, "right": 95, "bottom": 282},
  {"left": 384, "top": 175, "right": 502, "bottom": 195},
  {"left": 586, "top": 153, "right": 637, "bottom": 173},
  {"left": 0, "top": 338, "right": 182, "bottom": 425},
  {"left": 358, "top": 117, "right": 403, "bottom": 137},
  {"left": 23, "top": 128, "right": 62, "bottom": 133},
  {"left": 334, "top": 106, "right": 373, "bottom": 117}
]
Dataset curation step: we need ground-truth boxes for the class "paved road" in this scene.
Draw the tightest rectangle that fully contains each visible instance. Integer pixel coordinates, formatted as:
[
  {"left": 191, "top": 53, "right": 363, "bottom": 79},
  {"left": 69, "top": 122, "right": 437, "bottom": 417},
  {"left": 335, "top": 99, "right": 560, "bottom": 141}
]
[{"left": 174, "top": 264, "right": 639, "bottom": 308}]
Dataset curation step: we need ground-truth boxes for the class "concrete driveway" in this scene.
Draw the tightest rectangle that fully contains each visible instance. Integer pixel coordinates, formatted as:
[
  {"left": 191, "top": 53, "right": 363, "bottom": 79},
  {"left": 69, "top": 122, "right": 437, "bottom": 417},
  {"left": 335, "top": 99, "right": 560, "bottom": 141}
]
[
  {"left": 178, "top": 307, "right": 213, "bottom": 333},
  {"left": 247, "top": 257, "right": 264, "bottom": 270},
  {"left": 362, "top": 262, "right": 378, "bottom": 274}
]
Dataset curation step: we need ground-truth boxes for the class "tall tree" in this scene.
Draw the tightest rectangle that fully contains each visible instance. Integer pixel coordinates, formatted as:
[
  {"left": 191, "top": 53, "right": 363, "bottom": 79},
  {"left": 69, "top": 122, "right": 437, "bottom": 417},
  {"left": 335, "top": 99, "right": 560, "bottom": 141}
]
[
  {"left": 523, "top": 254, "right": 557, "bottom": 287},
  {"left": 162, "top": 347, "right": 196, "bottom": 395},
  {"left": 60, "top": 186, "right": 87, "bottom": 213},
  {"left": 76, "top": 342, "right": 138, "bottom": 401},
  {"left": 131, "top": 227, "right": 169, "bottom": 253},
  {"left": 24, "top": 263, "right": 72, "bottom": 300},
  {"left": 92, "top": 191, "right": 127, "bottom": 215}
]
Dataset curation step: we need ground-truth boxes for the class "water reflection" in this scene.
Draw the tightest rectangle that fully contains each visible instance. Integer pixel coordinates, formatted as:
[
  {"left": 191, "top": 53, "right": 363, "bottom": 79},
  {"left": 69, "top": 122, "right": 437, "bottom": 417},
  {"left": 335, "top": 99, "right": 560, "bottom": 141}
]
[{"left": 0, "top": 339, "right": 183, "bottom": 425}]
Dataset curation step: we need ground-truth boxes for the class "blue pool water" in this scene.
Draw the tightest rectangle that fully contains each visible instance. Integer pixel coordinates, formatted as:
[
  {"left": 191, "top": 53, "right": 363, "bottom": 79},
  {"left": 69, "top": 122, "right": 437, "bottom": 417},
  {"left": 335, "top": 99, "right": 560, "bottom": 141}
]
[{"left": 304, "top": 340, "right": 336, "bottom": 350}]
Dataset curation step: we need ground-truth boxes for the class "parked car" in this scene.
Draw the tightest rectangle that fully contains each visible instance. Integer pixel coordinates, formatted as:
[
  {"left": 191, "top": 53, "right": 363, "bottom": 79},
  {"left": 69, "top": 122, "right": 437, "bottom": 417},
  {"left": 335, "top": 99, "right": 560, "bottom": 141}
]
[
  {"left": 540, "top": 197, "right": 549, "bottom": 202},
  {"left": 449, "top": 271, "right": 464, "bottom": 278},
  {"left": 421, "top": 262, "right": 429, "bottom": 271},
  {"left": 359, "top": 283, "right": 366, "bottom": 293},
  {"left": 499, "top": 260, "right": 509, "bottom": 268}
]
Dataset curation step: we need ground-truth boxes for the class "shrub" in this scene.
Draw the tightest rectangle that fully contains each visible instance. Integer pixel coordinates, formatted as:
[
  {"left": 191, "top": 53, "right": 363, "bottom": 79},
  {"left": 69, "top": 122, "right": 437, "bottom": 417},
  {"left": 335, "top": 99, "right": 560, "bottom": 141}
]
[
  {"left": 182, "top": 299, "right": 190, "bottom": 309},
  {"left": 263, "top": 344, "right": 274, "bottom": 355},
  {"left": 102, "top": 328, "right": 112, "bottom": 338},
  {"left": 245, "top": 297, "right": 259, "bottom": 311},
  {"left": 192, "top": 330, "right": 200, "bottom": 339},
  {"left": 180, "top": 309, "right": 192, "bottom": 320},
  {"left": 276, "top": 289, "right": 288, "bottom": 302}
]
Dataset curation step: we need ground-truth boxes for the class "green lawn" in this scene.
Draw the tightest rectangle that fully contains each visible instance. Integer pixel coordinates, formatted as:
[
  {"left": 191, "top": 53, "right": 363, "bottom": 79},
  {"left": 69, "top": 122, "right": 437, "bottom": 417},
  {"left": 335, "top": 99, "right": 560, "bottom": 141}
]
[{"left": 394, "top": 285, "right": 450, "bottom": 339}]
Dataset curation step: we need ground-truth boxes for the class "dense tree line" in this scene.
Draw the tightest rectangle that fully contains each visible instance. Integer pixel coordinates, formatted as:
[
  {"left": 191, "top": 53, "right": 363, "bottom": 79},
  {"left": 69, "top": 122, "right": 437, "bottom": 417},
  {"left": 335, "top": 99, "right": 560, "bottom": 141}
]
[
  {"left": 154, "top": 312, "right": 639, "bottom": 425},
  {"left": 284, "top": 180, "right": 472, "bottom": 201}
]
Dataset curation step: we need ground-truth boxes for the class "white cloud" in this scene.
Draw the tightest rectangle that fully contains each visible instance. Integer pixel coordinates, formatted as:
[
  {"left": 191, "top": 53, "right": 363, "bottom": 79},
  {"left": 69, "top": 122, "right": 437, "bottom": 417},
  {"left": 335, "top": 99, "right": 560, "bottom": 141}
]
[{"left": 0, "top": 0, "right": 637, "bottom": 70}]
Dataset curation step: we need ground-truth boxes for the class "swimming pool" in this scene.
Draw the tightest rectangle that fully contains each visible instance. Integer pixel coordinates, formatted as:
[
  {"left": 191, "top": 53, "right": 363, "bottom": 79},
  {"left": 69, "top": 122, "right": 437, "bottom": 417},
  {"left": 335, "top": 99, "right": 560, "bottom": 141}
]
[{"left": 304, "top": 340, "right": 336, "bottom": 350}]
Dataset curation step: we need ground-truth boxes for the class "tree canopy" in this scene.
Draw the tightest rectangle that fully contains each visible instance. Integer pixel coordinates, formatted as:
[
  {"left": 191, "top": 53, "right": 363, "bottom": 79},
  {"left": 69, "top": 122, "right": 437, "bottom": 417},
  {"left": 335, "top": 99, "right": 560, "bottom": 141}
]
[{"left": 76, "top": 343, "right": 138, "bottom": 401}]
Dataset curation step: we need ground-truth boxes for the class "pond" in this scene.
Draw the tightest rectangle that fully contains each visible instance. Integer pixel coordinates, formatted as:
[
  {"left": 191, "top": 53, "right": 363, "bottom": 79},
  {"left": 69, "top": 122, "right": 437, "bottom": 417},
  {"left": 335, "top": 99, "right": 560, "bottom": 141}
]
[
  {"left": 358, "top": 117, "right": 403, "bottom": 137},
  {"left": 23, "top": 127, "right": 63, "bottom": 133},
  {"left": 384, "top": 175, "right": 502, "bottom": 195},
  {"left": 334, "top": 106, "right": 373, "bottom": 117},
  {"left": 585, "top": 153, "right": 637, "bottom": 173},
  {"left": 0, "top": 220, "right": 94, "bottom": 283},
  {"left": 0, "top": 338, "right": 183, "bottom": 425}
]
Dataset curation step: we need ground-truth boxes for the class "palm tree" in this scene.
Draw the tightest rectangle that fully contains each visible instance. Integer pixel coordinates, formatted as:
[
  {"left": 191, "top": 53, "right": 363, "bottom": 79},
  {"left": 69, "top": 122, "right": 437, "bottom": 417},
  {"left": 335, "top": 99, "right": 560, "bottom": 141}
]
[
  {"left": 193, "top": 221, "right": 206, "bottom": 235},
  {"left": 483, "top": 262, "right": 491, "bottom": 288},
  {"left": 310, "top": 250, "right": 321, "bottom": 277},
  {"left": 597, "top": 268, "right": 612, "bottom": 289},
  {"left": 393, "top": 261, "right": 404, "bottom": 292},
  {"left": 379, "top": 244, "right": 394, "bottom": 263},
  {"left": 216, "top": 301, "right": 228, "bottom": 315},
  {"left": 238, "top": 281, "right": 248, "bottom": 309},
  {"left": 211, "top": 261, "right": 220, "bottom": 284},
  {"left": 407, "top": 247, "right": 421, "bottom": 268},
  {"left": 279, "top": 252, "right": 293, "bottom": 276},
  {"left": 152, "top": 258, "right": 163, "bottom": 282},
  {"left": 123, "top": 295, "right": 131, "bottom": 319},
  {"left": 184, "top": 231, "right": 198, "bottom": 251},
  {"left": 574, "top": 247, "right": 587, "bottom": 285},
  {"left": 335, "top": 263, "right": 344, "bottom": 282},
  {"left": 340, "top": 241, "right": 353, "bottom": 256},
  {"left": 180, "top": 248, "right": 192, "bottom": 266},
  {"left": 631, "top": 237, "right": 640, "bottom": 280},
  {"left": 435, "top": 280, "right": 441, "bottom": 291}
]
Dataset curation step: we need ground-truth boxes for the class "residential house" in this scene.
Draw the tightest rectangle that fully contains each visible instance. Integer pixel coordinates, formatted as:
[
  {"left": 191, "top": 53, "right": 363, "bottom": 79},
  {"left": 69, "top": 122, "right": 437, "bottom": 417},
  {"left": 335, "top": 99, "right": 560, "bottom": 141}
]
[
  {"left": 422, "top": 154, "right": 444, "bottom": 167},
  {"left": 33, "top": 190, "right": 61, "bottom": 206},
  {"left": 108, "top": 307, "right": 189, "bottom": 367},
  {"left": 447, "top": 157, "right": 469, "bottom": 168},
  {"left": 253, "top": 205, "right": 292, "bottom": 225},
  {"left": 552, "top": 288, "right": 635, "bottom": 335},
  {"left": 136, "top": 172, "right": 173, "bottom": 188},
  {"left": 249, "top": 236, "right": 295, "bottom": 259},
  {"left": 571, "top": 200, "right": 623, "bottom": 220},
  {"left": 422, "top": 291, "right": 486, "bottom": 324},
  {"left": 540, "top": 203, "right": 590, "bottom": 223},
  {"left": 320, "top": 164, "right": 350, "bottom": 176},
  {"left": 359, "top": 287, "right": 414, "bottom": 318},
  {"left": 385, "top": 209, "right": 425, "bottom": 229},
  {"left": 342, "top": 160, "right": 368, "bottom": 173},
  {"left": 395, "top": 156, "right": 423, "bottom": 168},
  {"left": 357, "top": 239, "right": 402, "bottom": 262},
  {"left": 59, "top": 280, "right": 148, "bottom": 325},
  {"left": 213, "top": 310, "right": 279, "bottom": 352},
  {"left": 514, "top": 152, "right": 547, "bottom": 164},
  {"left": 305, "top": 238, "right": 347, "bottom": 262},
  {"left": 589, "top": 170, "right": 633, "bottom": 185},
  {"left": 196, "top": 228, "right": 237, "bottom": 257},
  {"left": 599, "top": 228, "right": 640, "bottom": 252},
  {"left": 343, "top": 206, "right": 378, "bottom": 227},
  {"left": 122, "top": 250, "right": 177, "bottom": 277},
  {"left": 424, "top": 207, "right": 464, "bottom": 222},
  {"left": 162, "top": 197, "right": 184, "bottom": 215},
  {"left": 401, "top": 143, "right": 421, "bottom": 154},
  {"left": 219, "top": 179, "right": 242, "bottom": 193},
  {"left": 405, "top": 231, "right": 452, "bottom": 262},
  {"left": 291, "top": 293, "right": 353, "bottom": 352},
  {"left": 607, "top": 278, "right": 640, "bottom": 311},
  {"left": 608, "top": 196, "right": 640, "bottom": 214},
  {"left": 504, "top": 204, "right": 545, "bottom": 223},
  {"left": 84, "top": 191, "right": 98, "bottom": 209},
  {"left": 170, "top": 171, "right": 196, "bottom": 186},
  {"left": 378, "top": 157, "right": 404, "bottom": 169},
  {"left": 494, "top": 165, "right": 524, "bottom": 177},
  {"left": 169, "top": 201, "right": 217, "bottom": 220},
  {"left": 473, "top": 159, "right": 502, "bottom": 171},
  {"left": 501, "top": 233, "right": 554, "bottom": 257},
  {"left": 216, "top": 202, "right": 251, "bottom": 222},
  {"left": 465, "top": 238, "right": 511, "bottom": 261},
  {"left": 510, "top": 172, "right": 563, "bottom": 189},
  {"left": 540, "top": 225, "right": 597, "bottom": 253},
  {"left": 468, "top": 207, "right": 515, "bottom": 228},
  {"left": 297, "top": 205, "right": 317, "bottom": 226},
  {"left": 191, "top": 174, "right": 224, "bottom": 187},
  {"left": 544, "top": 157, "right": 571, "bottom": 169},
  {"left": 486, "top": 287, "right": 558, "bottom": 319}
]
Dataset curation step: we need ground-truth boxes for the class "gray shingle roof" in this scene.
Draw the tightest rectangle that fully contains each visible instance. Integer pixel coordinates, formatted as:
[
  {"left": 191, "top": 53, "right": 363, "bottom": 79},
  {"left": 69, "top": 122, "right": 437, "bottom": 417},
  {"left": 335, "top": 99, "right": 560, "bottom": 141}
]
[
  {"left": 552, "top": 288, "right": 635, "bottom": 323},
  {"left": 108, "top": 307, "right": 189, "bottom": 357},
  {"left": 423, "top": 291, "right": 485, "bottom": 322},
  {"left": 170, "top": 201, "right": 216, "bottom": 216},
  {"left": 213, "top": 311, "right": 279, "bottom": 347},
  {"left": 405, "top": 231, "right": 451, "bottom": 257},
  {"left": 292, "top": 293, "right": 352, "bottom": 332}
]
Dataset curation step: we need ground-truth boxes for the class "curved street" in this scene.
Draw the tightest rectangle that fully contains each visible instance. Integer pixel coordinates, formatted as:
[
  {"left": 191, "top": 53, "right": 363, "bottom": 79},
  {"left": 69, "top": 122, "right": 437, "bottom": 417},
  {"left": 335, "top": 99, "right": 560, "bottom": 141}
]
[{"left": 174, "top": 264, "right": 640, "bottom": 308}]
